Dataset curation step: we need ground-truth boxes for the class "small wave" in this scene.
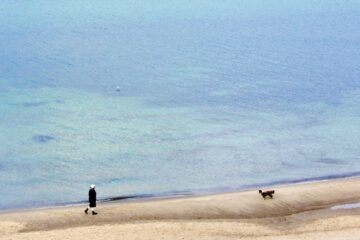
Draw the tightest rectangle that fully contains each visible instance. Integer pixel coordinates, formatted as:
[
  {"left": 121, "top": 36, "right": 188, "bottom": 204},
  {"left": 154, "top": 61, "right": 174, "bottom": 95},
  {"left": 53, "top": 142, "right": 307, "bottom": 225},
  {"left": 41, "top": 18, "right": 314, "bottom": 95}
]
[
  {"left": 102, "top": 195, "right": 145, "bottom": 202},
  {"left": 101, "top": 190, "right": 194, "bottom": 203},
  {"left": 316, "top": 157, "right": 344, "bottom": 165},
  {"left": 245, "top": 171, "right": 360, "bottom": 189}
]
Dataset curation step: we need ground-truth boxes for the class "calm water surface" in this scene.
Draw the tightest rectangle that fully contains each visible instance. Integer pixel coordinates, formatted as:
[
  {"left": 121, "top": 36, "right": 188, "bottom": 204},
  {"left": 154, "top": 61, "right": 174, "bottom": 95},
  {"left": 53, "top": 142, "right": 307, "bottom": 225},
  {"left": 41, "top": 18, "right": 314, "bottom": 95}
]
[{"left": 1, "top": 0, "right": 360, "bottom": 210}]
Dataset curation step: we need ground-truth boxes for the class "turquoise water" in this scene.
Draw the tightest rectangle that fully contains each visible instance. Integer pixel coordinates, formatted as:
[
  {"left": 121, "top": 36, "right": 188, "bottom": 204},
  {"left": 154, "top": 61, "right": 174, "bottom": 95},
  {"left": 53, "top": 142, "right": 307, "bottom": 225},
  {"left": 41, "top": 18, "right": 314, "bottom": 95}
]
[{"left": 1, "top": 0, "right": 360, "bottom": 210}]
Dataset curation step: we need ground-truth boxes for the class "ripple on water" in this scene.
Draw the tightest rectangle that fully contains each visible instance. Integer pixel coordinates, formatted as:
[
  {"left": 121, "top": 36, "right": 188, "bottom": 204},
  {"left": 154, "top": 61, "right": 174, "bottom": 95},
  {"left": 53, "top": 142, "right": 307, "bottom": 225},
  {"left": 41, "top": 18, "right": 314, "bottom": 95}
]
[
  {"left": 31, "top": 135, "right": 56, "bottom": 143},
  {"left": 21, "top": 101, "right": 48, "bottom": 107},
  {"left": 316, "top": 157, "right": 344, "bottom": 165}
]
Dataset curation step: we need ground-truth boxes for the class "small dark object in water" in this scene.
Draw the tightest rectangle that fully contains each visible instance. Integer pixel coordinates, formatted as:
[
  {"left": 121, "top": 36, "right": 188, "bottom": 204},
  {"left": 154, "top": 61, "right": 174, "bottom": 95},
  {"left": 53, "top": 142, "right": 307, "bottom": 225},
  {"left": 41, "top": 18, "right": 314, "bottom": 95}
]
[
  {"left": 21, "top": 101, "right": 48, "bottom": 107},
  {"left": 32, "top": 135, "right": 55, "bottom": 143},
  {"left": 259, "top": 189, "right": 275, "bottom": 199}
]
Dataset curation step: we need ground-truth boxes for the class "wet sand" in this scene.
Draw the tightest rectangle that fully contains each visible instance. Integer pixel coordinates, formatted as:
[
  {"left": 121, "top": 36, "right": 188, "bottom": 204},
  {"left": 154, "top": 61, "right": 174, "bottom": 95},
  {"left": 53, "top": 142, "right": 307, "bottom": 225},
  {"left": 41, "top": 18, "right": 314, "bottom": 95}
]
[{"left": 1, "top": 177, "right": 359, "bottom": 239}]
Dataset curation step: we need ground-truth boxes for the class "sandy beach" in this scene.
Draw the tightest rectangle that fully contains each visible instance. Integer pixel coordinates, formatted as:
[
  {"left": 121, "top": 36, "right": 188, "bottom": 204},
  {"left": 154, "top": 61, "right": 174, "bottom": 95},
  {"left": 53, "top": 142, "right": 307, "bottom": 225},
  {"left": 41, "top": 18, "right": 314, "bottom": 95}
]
[{"left": 1, "top": 177, "right": 360, "bottom": 240}]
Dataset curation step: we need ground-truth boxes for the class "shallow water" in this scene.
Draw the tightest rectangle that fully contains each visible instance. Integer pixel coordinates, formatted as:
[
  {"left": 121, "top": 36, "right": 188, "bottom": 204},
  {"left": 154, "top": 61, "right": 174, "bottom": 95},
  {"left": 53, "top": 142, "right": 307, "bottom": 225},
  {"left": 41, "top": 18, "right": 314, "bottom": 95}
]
[
  {"left": 1, "top": 1, "right": 360, "bottom": 210},
  {"left": 331, "top": 202, "right": 360, "bottom": 210}
]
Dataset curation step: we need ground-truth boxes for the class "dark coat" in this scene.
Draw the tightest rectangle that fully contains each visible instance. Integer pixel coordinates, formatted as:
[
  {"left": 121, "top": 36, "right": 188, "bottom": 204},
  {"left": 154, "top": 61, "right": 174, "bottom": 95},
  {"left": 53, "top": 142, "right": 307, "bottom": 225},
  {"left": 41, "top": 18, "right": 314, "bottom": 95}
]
[{"left": 89, "top": 188, "right": 97, "bottom": 207}]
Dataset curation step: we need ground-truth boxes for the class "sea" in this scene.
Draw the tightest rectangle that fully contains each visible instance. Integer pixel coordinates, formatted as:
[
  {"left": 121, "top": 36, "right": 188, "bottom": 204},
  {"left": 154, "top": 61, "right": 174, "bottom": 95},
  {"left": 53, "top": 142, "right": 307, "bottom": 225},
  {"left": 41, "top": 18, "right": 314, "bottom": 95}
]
[{"left": 1, "top": 0, "right": 360, "bottom": 210}]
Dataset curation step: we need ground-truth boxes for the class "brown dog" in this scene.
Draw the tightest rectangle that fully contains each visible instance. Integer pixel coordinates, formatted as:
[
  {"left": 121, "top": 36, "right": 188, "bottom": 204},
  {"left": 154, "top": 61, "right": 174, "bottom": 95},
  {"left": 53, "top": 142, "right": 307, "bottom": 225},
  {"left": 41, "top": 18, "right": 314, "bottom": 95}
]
[{"left": 259, "top": 190, "right": 275, "bottom": 199}]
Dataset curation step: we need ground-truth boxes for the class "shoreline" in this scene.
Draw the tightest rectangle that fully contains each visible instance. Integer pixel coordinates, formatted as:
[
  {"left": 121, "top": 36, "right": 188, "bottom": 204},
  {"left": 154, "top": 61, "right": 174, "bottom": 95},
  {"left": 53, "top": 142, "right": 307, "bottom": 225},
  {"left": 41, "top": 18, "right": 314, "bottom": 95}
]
[
  {"left": 1, "top": 177, "right": 360, "bottom": 239},
  {"left": 2, "top": 173, "right": 360, "bottom": 214}
]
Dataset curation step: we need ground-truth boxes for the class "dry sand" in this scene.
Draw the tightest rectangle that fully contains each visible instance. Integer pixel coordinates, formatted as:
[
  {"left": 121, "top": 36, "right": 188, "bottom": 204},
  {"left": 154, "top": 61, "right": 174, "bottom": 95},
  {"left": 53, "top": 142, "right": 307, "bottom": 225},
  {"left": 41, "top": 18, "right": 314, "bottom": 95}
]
[{"left": 1, "top": 177, "right": 360, "bottom": 239}]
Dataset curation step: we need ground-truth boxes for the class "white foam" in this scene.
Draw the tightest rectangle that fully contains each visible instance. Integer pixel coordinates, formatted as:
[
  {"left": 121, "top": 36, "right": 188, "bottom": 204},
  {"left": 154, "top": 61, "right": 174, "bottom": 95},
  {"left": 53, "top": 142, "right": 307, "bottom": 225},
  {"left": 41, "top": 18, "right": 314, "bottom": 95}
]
[{"left": 331, "top": 202, "right": 360, "bottom": 210}]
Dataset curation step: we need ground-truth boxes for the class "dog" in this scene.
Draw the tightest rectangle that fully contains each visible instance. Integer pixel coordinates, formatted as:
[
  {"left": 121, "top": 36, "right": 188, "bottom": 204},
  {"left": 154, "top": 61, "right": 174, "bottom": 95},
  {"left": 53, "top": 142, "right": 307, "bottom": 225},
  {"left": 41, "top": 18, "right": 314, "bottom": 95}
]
[{"left": 259, "top": 189, "right": 275, "bottom": 199}]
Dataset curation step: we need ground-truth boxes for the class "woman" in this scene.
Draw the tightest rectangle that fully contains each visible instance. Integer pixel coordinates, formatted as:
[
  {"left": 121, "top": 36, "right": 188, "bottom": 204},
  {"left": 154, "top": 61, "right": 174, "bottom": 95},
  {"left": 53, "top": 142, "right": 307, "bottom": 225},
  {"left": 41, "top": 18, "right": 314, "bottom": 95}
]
[{"left": 84, "top": 184, "right": 98, "bottom": 215}]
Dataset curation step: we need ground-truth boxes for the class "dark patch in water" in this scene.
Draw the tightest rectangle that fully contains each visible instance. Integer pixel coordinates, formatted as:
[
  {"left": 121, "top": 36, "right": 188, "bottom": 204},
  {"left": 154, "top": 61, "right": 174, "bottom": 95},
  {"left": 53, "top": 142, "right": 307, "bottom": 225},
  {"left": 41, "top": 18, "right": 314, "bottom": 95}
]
[
  {"left": 281, "top": 161, "right": 297, "bottom": 168},
  {"left": 316, "top": 157, "right": 343, "bottom": 165},
  {"left": 55, "top": 100, "right": 65, "bottom": 104},
  {"left": 300, "top": 118, "right": 325, "bottom": 128},
  {"left": 20, "top": 101, "right": 48, "bottom": 107},
  {"left": 32, "top": 135, "right": 56, "bottom": 143}
]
